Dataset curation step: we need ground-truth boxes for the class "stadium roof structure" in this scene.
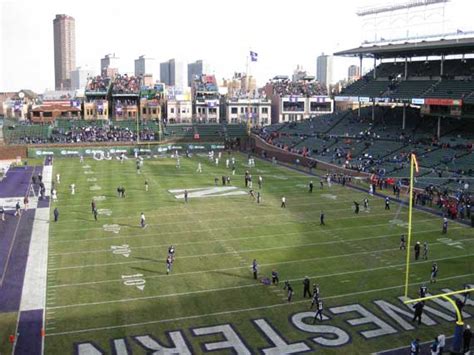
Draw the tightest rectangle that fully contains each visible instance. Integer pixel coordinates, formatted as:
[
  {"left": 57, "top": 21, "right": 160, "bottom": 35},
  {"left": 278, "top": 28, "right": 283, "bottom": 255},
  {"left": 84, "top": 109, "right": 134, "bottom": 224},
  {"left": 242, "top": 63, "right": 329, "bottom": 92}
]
[{"left": 334, "top": 37, "right": 474, "bottom": 59}]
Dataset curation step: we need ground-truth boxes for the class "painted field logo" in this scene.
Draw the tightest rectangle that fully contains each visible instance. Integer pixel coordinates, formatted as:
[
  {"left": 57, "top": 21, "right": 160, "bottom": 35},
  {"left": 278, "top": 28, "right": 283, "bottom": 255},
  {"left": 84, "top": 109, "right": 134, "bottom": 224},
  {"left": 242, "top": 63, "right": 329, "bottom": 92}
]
[
  {"left": 87, "top": 178, "right": 97, "bottom": 182},
  {"left": 322, "top": 194, "right": 337, "bottom": 200},
  {"left": 103, "top": 224, "right": 120, "bottom": 233},
  {"left": 111, "top": 244, "right": 131, "bottom": 257},
  {"left": 169, "top": 187, "right": 247, "bottom": 199},
  {"left": 122, "top": 274, "right": 146, "bottom": 291},
  {"left": 82, "top": 165, "right": 91, "bottom": 169},
  {"left": 93, "top": 196, "right": 107, "bottom": 201},
  {"left": 89, "top": 184, "right": 101, "bottom": 191},
  {"left": 84, "top": 170, "right": 94, "bottom": 175}
]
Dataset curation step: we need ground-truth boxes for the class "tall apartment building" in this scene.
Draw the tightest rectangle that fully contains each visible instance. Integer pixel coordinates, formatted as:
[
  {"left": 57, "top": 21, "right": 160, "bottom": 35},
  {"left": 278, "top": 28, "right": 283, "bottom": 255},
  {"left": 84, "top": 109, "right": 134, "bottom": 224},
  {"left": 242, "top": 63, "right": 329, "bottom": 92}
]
[
  {"left": 316, "top": 53, "right": 333, "bottom": 86},
  {"left": 187, "top": 60, "right": 211, "bottom": 86},
  {"left": 160, "top": 59, "right": 187, "bottom": 90},
  {"left": 53, "top": 14, "right": 76, "bottom": 90},
  {"left": 135, "top": 55, "right": 154, "bottom": 77}
]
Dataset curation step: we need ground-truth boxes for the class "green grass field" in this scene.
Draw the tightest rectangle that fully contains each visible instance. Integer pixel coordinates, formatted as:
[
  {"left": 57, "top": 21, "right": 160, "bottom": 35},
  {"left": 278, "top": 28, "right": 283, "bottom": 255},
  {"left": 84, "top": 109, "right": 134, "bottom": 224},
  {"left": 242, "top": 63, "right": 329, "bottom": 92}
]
[{"left": 42, "top": 152, "right": 473, "bottom": 354}]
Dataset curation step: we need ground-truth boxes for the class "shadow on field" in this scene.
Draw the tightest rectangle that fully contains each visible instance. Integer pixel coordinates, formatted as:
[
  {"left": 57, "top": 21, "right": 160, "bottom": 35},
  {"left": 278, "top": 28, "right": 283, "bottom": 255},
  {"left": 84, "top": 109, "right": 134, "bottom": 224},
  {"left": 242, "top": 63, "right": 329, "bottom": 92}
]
[
  {"left": 131, "top": 266, "right": 161, "bottom": 274},
  {"left": 211, "top": 270, "right": 249, "bottom": 280}
]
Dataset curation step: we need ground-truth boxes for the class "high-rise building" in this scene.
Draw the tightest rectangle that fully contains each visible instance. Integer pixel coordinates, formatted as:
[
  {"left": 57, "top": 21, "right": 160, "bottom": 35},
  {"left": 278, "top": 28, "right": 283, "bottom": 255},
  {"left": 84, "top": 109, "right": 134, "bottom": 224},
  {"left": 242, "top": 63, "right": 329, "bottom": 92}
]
[
  {"left": 348, "top": 65, "right": 360, "bottom": 81},
  {"left": 135, "top": 55, "right": 154, "bottom": 77},
  {"left": 316, "top": 53, "right": 333, "bottom": 86},
  {"left": 187, "top": 60, "right": 211, "bottom": 86},
  {"left": 160, "top": 59, "right": 187, "bottom": 90},
  {"left": 101, "top": 54, "right": 120, "bottom": 77},
  {"left": 53, "top": 14, "right": 76, "bottom": 90},
  {"left": 71, "top": 66, "right": 95, "bottom": 90}
]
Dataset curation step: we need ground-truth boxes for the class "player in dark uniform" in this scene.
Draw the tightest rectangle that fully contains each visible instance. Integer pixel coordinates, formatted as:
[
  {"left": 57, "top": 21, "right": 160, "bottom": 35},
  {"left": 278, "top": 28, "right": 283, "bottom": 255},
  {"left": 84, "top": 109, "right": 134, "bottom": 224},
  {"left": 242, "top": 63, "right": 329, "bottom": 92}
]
[
  {"left": 442, "top": 217, "right": 448, "bottom": 234},
  {"left": 310, "top": 284, "right": 320, "bottom": 309},
  {"left": 414, "top": 242, "right": 421, "bottom": 260},
  {"left": 309, "top": 181, "right": 313, "bottom": 193},
  {"left": 385, "top": 197, "right": 390, "bottom": 210},
  {"left": 284, "top": 281, "right": 294, "bottom": 302},
  {"left": 354, "top": 201, "right": 360, "bottom": 214},
  {"left": 412, "top": 301, "right": 425, "bottom": 325},
  {"left": 363, "top": 198, "right": 369, "bottom": 211},
  {"left": 400, "top": 235, "right": 406, "bottom": 250},
  {"left": 419, "top": 284, "right": 428, "bottom": 298},
  {"left": 168, "top": 245, "right": 176, "bottom": 261},
  {"left": 320, "top": 211, "right": 325, "bottom": 225},
  {"left": 184, "top": 190, "right": 188, "bottom": 203},
  {"left": 257, "top": 192, "right": 261, "bottom": 204},
  {"left": 0, "top": 205, "right": 5, "bottom": 221},
  {"left": 430, "top": 263, "right": 438, "bottom": 283},
  {"left": 14, "top": 201, "right": 21, "bottom": 216},
  {"left": 252, "top": 259, "right": 258, "bottom": 279},
  {"left": 271, "top": 270, "right": 279, "bottom": 285},
  {"left": 303, "top": 277, "right": 312, "bottom": 298},
  {"left": 93, "top": 207, "right": 98, "bottom": 221},
  {"left": 313, "top": 300, "right": 324, "bottom": 323},
  {"left": 166, "top": 255, "right": 173, "bottom": 274}
]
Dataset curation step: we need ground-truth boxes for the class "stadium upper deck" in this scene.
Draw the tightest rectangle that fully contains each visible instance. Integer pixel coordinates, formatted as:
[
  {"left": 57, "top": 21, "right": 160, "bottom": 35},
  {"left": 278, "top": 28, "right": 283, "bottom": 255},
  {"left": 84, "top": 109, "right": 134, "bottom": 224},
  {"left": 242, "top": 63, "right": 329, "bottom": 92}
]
[{"left": 335, "top": 38, "right": 474, "bottom": 109}]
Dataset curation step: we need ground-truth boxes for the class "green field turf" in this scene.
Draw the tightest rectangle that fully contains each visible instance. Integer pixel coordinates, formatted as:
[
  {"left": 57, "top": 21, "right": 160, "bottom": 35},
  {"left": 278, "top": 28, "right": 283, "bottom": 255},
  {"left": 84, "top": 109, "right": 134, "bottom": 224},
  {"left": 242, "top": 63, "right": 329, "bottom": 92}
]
[{"left": 43, "top": 152, "right": 473, "bottom": 354}]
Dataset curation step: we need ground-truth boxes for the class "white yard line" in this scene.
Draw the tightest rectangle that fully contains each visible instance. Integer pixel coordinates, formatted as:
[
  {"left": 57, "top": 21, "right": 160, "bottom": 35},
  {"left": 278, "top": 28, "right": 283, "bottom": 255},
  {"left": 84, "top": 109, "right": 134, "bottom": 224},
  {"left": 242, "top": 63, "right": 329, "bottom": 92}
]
[
  {"left": 48, "top": 225, "right": 455, "bottom": 256},
  {"left": 49, "top": 252, "right": 473, "bottom": 290},
  {"left": 49, "top": 209, "right": 434, "bottom": 235},
  {"left": 48, "top": 236, "right": 474, "bottom": 272},
  {"left": 45, "top": 273, "right": 473, "bottom": 337}
]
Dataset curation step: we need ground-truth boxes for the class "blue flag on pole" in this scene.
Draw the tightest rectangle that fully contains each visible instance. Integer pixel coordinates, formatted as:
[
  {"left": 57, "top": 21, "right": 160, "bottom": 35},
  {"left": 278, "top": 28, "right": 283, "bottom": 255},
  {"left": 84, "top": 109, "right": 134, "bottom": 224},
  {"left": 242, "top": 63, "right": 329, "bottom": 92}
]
[{"left": 250, "top": 51, "right": 258, "bottom": 62}]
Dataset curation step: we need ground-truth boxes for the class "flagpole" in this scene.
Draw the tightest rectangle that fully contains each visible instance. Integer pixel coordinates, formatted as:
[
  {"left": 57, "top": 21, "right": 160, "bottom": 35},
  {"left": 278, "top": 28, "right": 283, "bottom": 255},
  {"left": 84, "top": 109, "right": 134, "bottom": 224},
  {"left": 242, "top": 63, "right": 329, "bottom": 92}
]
[
  {"left": 404, "top": 153, "right": 415, "bottom": 298},
  {"left": 246, "top": 52, "right": 251, "bottom": 135}
]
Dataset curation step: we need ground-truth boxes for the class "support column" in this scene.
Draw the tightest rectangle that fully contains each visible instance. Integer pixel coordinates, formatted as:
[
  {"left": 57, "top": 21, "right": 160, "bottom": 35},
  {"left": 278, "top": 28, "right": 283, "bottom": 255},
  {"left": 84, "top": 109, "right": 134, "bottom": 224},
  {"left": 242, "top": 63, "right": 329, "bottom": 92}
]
[
  {"left": 402, "top": 103, "right": 406, "bottom": 130},
  {"left": 373, "top": 57, "right": 377, "bottom": 79},
  {"left": 404, "top": 57, "right": 408, "bottom": 80},
  {"left": 437, "top": 117, "right": 441, "bottom": 138},
  {"left": 372, "top": 101, "right": 375, "bottom": 121},
  {"left": 440, "top": 55, "right": 445, "bottom": 76},
  {"left": 358, "top": 101, "right": 361, "bottom": 118},
  {"left": 359, "top": 55, "right": 363, "bottom": 79}
]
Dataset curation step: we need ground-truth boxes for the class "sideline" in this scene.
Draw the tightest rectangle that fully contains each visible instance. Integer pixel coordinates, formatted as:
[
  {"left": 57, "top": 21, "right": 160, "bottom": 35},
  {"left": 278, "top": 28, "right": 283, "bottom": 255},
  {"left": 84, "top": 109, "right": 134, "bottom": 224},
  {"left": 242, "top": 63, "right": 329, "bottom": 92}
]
[{"left": 14, "top": 159, "right": 53, "bottom": 355}]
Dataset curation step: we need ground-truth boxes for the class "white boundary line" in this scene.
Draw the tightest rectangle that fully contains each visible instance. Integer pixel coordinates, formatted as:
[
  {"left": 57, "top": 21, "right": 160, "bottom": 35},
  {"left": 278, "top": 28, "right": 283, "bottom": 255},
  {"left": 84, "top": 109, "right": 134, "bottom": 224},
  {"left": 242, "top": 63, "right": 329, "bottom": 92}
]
[{"left": 45, "top": 273, "right": 473, "bottom": 337}]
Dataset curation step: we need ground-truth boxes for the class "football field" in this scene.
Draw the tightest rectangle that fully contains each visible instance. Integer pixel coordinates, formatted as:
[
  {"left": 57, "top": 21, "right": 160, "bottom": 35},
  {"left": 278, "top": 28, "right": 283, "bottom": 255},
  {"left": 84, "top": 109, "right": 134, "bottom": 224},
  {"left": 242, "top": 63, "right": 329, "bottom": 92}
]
[{"left": 42, "top": 152, "right": 473, "bottom": 354}]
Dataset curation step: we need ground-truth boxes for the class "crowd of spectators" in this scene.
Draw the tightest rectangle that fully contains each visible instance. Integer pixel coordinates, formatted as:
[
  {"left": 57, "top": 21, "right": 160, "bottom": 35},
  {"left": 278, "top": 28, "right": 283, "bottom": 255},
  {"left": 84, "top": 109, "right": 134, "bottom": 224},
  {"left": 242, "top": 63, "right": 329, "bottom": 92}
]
[
  {"left": 112, "top": 74, "right": 140, "bottom": 94},
  {"left": 50, "top": 125, "right": 156, "bottom": 143},
  {"left": 268, "top": 79, "right": 328, "bottom": 97},
  {"left": 86, "top": 76, "right": 110, "bottom": 92}
]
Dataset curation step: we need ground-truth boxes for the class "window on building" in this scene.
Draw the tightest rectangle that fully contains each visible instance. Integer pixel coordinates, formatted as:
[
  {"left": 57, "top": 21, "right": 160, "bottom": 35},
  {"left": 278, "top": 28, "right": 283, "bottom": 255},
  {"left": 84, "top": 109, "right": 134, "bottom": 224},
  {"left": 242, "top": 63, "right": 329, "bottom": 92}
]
[
  {"left": 142, "top": 108, "right": 146, "bottom": 114},
  {"left": 231, "top": 107, "right": 238, "bottom": 114},
  {"left": 262, "top": 107, "right": 268, "bottom": 114},
  {"left": 240, "top": 107, "right": 244, "bottom": 114},
  {"left": 152, "top": 109, "right": 157, "bottom": 114},
  {"left": 170, "top": 108, "right": 175, "bottom": 114},
  {"left": 128, "top": 112, "right": 132, "bottom": 118}
]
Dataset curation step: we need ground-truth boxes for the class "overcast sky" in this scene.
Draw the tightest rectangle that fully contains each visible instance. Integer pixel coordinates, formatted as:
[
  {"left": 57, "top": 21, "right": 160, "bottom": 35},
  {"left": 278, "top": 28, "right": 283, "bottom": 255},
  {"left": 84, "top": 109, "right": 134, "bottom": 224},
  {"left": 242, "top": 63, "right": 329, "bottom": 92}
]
[{"left": 0, "top": 0, "right": 472, "bottom": 93}]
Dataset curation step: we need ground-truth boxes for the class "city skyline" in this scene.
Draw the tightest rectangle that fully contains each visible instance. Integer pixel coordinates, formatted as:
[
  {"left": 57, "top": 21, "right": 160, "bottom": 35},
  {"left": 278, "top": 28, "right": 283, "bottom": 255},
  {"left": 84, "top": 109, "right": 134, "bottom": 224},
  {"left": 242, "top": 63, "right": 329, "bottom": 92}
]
[{"left": 0, "top": 0, "right": 472, "bottom": 93}]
